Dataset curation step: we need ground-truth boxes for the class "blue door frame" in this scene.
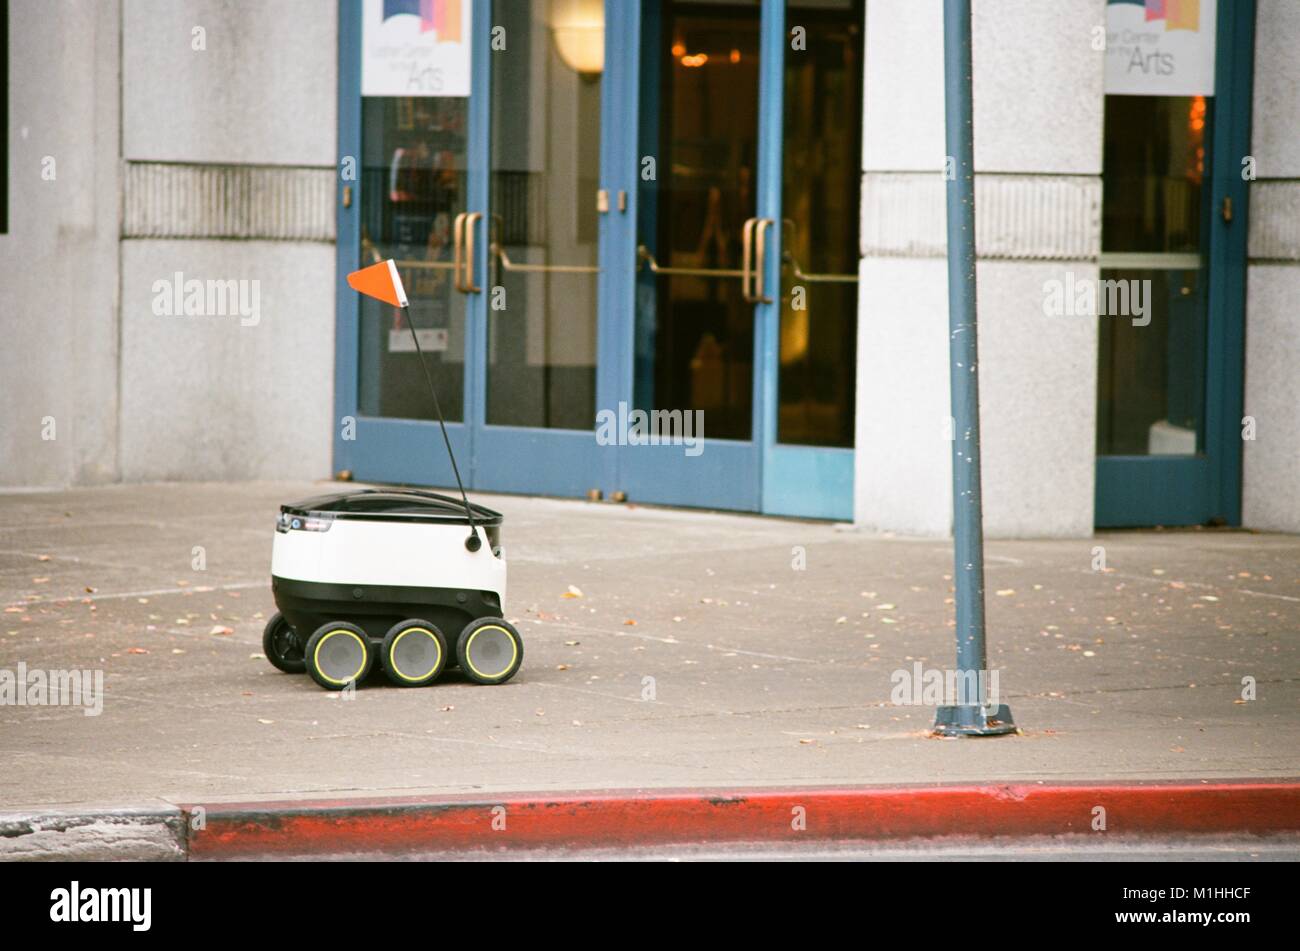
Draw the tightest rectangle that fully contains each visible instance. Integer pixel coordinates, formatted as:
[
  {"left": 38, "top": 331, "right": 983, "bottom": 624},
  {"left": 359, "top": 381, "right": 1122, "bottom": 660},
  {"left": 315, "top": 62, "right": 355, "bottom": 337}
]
[
  {"left": 335, "top": 0, "right": 480, "bottom": 491},
  {"left": 621, "top": 0, "right": 855, "bottom": 519},
  {"left": 335, "top": 0, "right": 856, "bottom": 519},
  {"left": 1094, "top": 0, "right": 1255, "bottom": 527},
  {"left": 336, "top": 0, "right": 605, "bottom": 497}
]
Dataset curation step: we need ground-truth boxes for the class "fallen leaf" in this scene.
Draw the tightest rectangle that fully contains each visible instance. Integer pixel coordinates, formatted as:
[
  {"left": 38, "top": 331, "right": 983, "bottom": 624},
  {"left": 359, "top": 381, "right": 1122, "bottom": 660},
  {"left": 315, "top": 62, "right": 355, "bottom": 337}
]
[
  {"left": 210, "top": 625, "right": 234, "bottom": 636},
  {"left": 127, "top": 647, "right": 149, "bottom": 655}
]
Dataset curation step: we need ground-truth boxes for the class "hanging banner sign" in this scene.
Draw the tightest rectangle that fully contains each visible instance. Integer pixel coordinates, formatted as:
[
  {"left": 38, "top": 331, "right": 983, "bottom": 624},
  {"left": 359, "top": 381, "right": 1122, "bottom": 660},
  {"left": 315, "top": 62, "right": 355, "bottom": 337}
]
[
  {"left": 362, "top": 0, "right": 473, "bottom": 97},
  {"left": 1105, "top": 0, "right": 1217, "bottom": 96}
]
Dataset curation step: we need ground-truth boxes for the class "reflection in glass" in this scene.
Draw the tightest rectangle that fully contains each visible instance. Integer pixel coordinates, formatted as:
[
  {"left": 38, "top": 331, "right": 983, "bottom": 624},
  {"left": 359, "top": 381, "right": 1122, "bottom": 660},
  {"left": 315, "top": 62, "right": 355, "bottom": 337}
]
[
  {"left": 1097, "top": 94, "right": 1210, "bottom": 457},
  {"left": 638, "top": 9, "right": 761, "bottom": 442},
  {"left": 1102, "top": 95, "right": 1207, "bottom": 254},
  {"left": 486, "top": 0, "right": 601, "bottom": 431},
  {"left": 1097, "top": 269, "right": 1204, "bottom": 455},
  {"left": 358, "top": 96, "right": 468, "bottom": 422},
  {"left": 778, "top": 4, "right": 861, "bottom": 448}
]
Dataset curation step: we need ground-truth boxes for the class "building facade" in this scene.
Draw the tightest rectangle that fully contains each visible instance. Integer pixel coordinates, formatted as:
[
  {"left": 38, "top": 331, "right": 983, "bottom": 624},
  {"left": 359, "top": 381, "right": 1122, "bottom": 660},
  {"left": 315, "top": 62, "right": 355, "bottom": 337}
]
[{"left": 2, "top": 0, "right": 1297, "bottom": 537}]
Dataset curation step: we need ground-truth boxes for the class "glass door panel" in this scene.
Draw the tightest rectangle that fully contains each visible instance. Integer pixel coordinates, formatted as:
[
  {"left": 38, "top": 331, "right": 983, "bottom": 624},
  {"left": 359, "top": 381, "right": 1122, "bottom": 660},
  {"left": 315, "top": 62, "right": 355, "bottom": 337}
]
[
  {"left": 626, "top": 0, "right": 858, "bottom": 518},
  {"left": 486, "top": 0, "right": 602, "bottom": 432},
  {"left": 1098, "top": 94, "right": 1210, "bottom": 458},
  {"left": 358, "top": 96, "right": 470, "bottom": 422},
  {"left": 636, "top": 3, "right": 762, "bottom": 442},
  {"left": 756, "top": 0, "right": 859, "bottom": 520},
  {"left": 777, "top": 1, "right": 861, "bottom": 449}
]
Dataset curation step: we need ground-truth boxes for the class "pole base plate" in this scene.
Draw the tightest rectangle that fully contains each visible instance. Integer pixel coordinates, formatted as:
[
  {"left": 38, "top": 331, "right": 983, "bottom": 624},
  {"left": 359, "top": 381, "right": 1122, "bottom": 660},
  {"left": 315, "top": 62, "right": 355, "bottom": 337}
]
[{"left": 932, "top": 703, "right": 1017, "bottom": 737}]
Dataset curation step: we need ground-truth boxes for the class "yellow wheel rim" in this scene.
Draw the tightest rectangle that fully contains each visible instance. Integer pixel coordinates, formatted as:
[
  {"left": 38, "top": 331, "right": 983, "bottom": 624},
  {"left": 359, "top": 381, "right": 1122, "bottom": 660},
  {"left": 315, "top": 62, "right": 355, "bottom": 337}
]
[
  {"left": 313, "top": 629, "right": 368, "bottom": 685},
  {"left": 463, "top": 624, "right": 518, "bottom": 681},
  {"left": 389, "top": 627, "right": 442, "bottom": 683}
]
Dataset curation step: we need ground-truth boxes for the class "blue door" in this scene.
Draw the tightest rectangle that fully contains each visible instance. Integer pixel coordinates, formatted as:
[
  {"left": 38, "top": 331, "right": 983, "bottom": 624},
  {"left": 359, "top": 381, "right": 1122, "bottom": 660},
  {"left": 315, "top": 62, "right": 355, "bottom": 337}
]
[
  {"left": 620, "top": 0, "right": 862, "bottom": 518},
  {"left": 336, "top": 0, "right": 613, "bottom": 496},
  {"left": 1094, "top": 0, "right": 1254, "bottom": 526},
  {"left": 336, "top": 0, "right": 861, "bottom": 519}
]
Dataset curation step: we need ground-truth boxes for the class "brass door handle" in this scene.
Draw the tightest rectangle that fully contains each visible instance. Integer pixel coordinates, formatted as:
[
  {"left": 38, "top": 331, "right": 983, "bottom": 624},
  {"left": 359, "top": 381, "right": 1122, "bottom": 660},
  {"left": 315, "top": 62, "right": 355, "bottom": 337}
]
[
  {"left": 487, "top": 213, "right": 600, "bottom": 277},
  {"left": 785, "top": 252, "right": 859, "bottom": 284},
  {"left": 361, "top": 230, "right": 384, "bottom": 265},
  {"left": 636, "top": 244, "right": 747, "bottom": 278},
  {"left": 637, "top": 217, "right": 774, "bottom": 298},
  {"left": 779, "top": 218, "right": 858, "bottom": 285},
  {"left": 453, "top": 213, "right": 467, "bottom": 291},
  {"left": 741, "top": 217, "right": 758, "bottom": 300},
  {"left": 453, "top": 211, "right": 484, "bottom": 293},
  {"left": 743, "top": 217, "right": 775, "bottom": 303},
  {"left": 492, "top": 243, "right": 600, "bottom": 274},
  {"left": 390, "top": 259, "right": 458, "bottom": 271}
]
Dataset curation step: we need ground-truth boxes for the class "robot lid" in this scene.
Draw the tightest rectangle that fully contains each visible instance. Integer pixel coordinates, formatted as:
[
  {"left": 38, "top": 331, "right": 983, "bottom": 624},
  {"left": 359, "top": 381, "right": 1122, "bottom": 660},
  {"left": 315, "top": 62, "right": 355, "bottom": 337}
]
[{"left": 278, "top": 489, "right": 503, "bottom": 528}]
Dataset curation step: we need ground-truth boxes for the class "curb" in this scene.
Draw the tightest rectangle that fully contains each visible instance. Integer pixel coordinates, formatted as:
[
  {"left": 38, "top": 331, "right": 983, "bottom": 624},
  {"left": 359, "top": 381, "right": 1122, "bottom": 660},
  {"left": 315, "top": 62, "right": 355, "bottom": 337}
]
[
  {"left": 0, "top": 808, "right": 187, "bottom": 862},
  {"left": 179, "top": 780, "right": 1300, "bottom": 857}
]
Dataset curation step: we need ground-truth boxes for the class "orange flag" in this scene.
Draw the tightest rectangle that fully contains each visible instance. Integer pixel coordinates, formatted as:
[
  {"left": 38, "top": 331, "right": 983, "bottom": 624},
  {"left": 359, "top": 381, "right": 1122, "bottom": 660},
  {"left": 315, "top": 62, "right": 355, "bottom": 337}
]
[{"left": 347, "top": 259, "right": 408, "bottom": 308}]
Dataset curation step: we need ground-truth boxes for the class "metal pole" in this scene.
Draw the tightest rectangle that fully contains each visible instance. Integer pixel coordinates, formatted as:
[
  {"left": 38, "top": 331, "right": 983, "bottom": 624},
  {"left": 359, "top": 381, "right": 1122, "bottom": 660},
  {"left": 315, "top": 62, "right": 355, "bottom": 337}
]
[{"left": 934, "top": 0, "right": 1014, "bottom": 736}]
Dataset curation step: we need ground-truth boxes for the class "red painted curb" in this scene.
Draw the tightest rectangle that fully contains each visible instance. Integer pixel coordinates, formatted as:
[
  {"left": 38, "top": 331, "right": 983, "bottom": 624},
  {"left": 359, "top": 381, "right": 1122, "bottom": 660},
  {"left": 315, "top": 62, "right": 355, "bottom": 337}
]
[{"left": 183, "top": 780, "right": 1300, "bottom": 856}]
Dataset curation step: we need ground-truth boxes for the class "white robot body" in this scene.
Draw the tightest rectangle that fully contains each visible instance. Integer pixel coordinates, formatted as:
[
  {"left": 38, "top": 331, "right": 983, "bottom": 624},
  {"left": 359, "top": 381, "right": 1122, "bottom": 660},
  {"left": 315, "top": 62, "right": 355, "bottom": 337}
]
[
  {"left": 272, "top": 506, "right": 507, "bottom": 603},
  {"left": 264, "top": 490, "right": 521, "bottom": 689}
]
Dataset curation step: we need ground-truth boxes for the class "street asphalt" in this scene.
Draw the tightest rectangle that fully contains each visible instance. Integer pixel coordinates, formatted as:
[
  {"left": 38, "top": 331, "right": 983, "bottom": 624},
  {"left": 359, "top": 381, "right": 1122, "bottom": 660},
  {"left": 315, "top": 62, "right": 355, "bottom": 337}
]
[{"left": 1, "top": 481, "right": 1297, "bottom": 812}]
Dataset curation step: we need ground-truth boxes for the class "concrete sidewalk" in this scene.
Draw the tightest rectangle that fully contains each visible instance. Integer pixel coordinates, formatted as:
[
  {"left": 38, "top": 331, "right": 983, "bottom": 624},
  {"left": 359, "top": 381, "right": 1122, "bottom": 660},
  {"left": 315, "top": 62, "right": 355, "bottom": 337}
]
[{"left": 1, "top": 482, "right": 1297, "bottom": 817}]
